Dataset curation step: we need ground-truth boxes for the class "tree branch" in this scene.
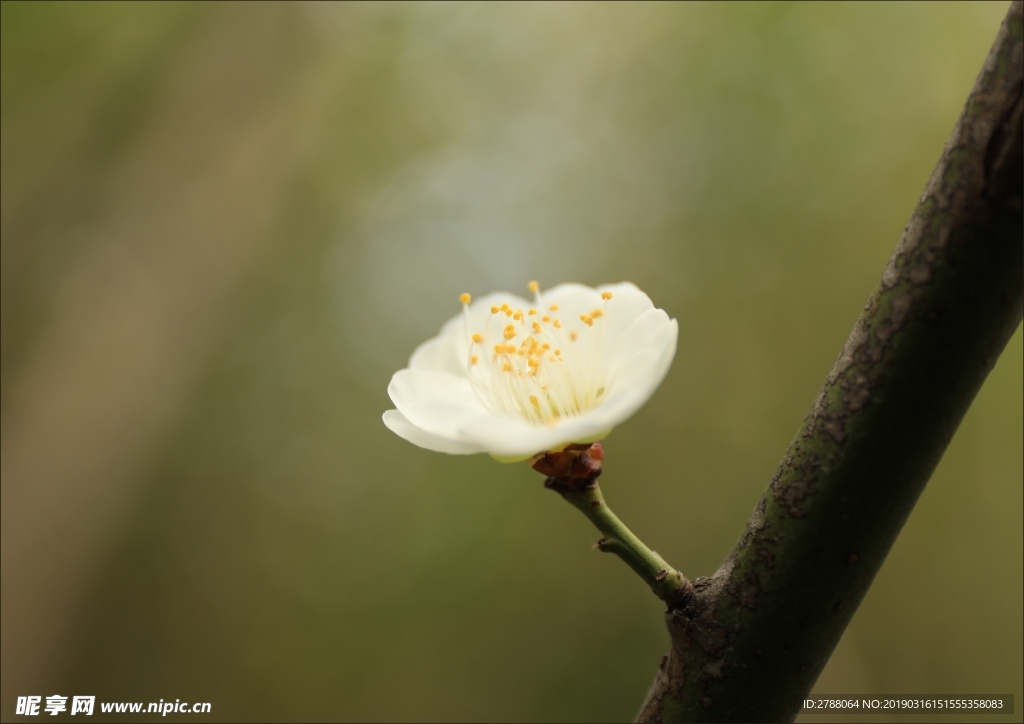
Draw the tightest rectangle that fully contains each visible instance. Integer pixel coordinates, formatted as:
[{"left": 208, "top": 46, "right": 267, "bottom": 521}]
[{"left": 638, "top": 3, "right": 1023, "bottom": 721}]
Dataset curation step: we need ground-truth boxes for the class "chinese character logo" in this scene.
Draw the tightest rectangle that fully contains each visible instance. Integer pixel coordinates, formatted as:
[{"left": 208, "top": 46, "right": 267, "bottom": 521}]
[{"left": 71, "top": 697, "right": 95, "bottom": 716}]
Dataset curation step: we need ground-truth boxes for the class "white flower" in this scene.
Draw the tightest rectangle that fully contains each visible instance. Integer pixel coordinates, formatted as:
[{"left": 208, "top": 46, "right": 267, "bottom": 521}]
[{"left": 383, "top": 281, "right": 678, "bottom": 460}]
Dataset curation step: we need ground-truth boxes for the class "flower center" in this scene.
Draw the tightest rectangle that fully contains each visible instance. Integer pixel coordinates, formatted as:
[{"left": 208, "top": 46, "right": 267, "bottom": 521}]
[{"left": 459, "top": 282, "right": 615, "bottom": 426}]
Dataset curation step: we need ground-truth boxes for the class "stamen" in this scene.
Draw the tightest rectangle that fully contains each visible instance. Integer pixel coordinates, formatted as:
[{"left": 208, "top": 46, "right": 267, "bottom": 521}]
[{"left": 461, "top": 282, "right": 616, "bottom": 426}]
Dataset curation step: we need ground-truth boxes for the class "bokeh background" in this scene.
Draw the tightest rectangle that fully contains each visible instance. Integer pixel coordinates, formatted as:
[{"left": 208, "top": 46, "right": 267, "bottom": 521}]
[{"left": 2, "top": 2, "right": 1021, "bottom": 722}]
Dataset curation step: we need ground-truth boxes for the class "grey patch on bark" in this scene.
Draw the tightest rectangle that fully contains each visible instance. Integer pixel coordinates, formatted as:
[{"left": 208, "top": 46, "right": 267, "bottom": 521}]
[
  {"left": 909, "top": 264, "right": 932, "bottom": 285},
  {"left": 825, "top": 320, "right": 869, "bottom": 406},
  {"left": 771, "top": 458, "right": 819, "bottom": 518},
  {"left": 727, "top": 570, "right": 761, "bottom": 609},
  {"left": 734, "top": 496, "right": 768, "bottom": 553}
]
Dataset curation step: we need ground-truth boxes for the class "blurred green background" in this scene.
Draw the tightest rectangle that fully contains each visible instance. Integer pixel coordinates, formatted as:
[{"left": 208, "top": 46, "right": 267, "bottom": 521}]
[{"left": 1, "top": 2, "right": 1020, "bottom": 722}]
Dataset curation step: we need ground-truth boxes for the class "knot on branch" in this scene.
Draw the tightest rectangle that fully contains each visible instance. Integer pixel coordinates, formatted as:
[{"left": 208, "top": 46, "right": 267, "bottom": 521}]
[{"left": 533, "top": 442, "right": 603, "bottom": 494}]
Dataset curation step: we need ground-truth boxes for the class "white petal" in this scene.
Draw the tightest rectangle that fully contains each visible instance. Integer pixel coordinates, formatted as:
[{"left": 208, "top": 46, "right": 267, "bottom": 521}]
[
  {"left": 607, "top": 308, "right": 677, "bottom": 380},
  {"left": 408, "top": 332, "right": 464, "bottom": 376},
  {"left": 454, "top": 408, "right": 616, "bottom": 457},
  {"left": 593, "top": 282, "right": 657, "bottom": 344},
  {"left": 390, "top": 369, "right": 600, "bottom": 457},
  {"left": 410, "top": 292, "right": 532, "bottom": 374},
  {"left": 382, "top": 410, "right": 485, "bottom": 454},
  {"left": 542, "top": 281, "right": 655, "bottom": 366},
  {"left": 597, "top": 312, "right": 678, "bottom": 424},
  {"left": 388, "top": 369, "right": 491, "bottom": 438},
  {"left": 384, "top": 282, "right": 678, "bottom": 458}
]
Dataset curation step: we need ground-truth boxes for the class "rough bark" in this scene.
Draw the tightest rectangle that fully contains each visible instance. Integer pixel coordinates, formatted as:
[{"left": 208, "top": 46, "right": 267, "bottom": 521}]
[{"left": 637, "top": 3, "right": 1024, "bottom": 722}]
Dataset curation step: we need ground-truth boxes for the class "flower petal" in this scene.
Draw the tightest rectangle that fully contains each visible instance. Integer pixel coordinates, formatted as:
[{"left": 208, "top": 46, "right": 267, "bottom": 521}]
[
  {"left": 388, "top": 369, "right": 490, "bottom": 438},
  {"left": 452, "top": 404, "right": 619, "bottom": 457},
  {"left": 542, "top": 281, "right": 655, "bottom": 365},
  {"left": 410, "top": 292, "right": 532, "bottom": 374},
  {"left": 597, "top": 311, "right": 678, "bottom": 423},
  {"left": 390, "top": 368, "right": 605, "bottom": 457},
  {"left": 382, "top": 410, "right": 485, "bottom": 454},
  {"left": 385, "top": 282, "right": 677, "bottom": 458},
  {"left": 408, "top": 332, "right": 464, "bottom": 376},
  {"left": 607, "top": 307, "right": 677, "bottom": 381},
  {"left": 593, "top": 282, "right": 657, "bottom": 344}
]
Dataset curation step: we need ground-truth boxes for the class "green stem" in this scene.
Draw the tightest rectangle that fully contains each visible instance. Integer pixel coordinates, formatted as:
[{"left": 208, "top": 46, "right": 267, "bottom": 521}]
[{"left": 556, "top": 482, "right": 686, "bottom": 600}]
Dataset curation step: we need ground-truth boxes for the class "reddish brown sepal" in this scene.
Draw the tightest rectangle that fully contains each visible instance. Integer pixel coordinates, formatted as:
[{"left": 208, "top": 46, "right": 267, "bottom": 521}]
[{"left": 533, "top": 442, "right": 604, "bottom": 494}]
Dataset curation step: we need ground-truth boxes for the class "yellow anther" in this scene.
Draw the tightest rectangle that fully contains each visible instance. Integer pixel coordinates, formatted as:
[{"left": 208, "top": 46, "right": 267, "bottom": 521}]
[
  {"left": 472, "top": 333, "right": 484, "bottom": 344},
  {"left": 553, "top": 319, "right": 562, "bottom": 328},
  {"left": 505, "top": 308, "right": 513, "bottom": 317},
  {"left": 470, "top": 355, "right": 479, "bottom": 365},
  {"left": 570, "top": 331, "right": 578, "bottom": 340},
  {"left": 580, "top": 314, "right": 593, "bottom": 326},
  {"left": 501, "top": 303, "right": 510, "bottom": 310},
  {"left": 502, "top": 363, "right": 512, "bottom": 372},
  {"left": 507, "top": 345, "right": 517, "bottom": 354},
  {"left": 513, "top": 311, "right": 523, "bottom": 321},
  {"left": 504, "top": 329, "right": 516, "bottom": 341},
  {"left": 554, "top": 349, "right": 561, "bottom": 355},
  {"left": 527, "top": 359, "right": 538, "bottom": 368},
  {"left": 549, "top": 304, "right": 559, "bottom": 311},
  {"left": 528, "top": 308, "right": 537, "bottom": 316},
  {"left": 491, "top": 306, "right": 500, "bottom": 314},
  {"left": 460, "top": 293, "right": 471, "bottom": 304},
  {"left": 528, "top": 280, "right": 540, "bottom": 293},
  {"left": 542, "top": 315, "right": 551, "bottom": 322},
  {"left": 530, "top": 395, "right": 539, "bottom": 406},
  {"left": 532, "top": 321, "right": 542, "bottom": 332},
  {"left": 494, "top": 344, "right": 504, "bottom": 354},
  {"left": 591, "top": 309, "right": 603, "bottom": 319},
  {"left": 541, "top": 343, "right": 550, "bottom": 350},
  {"left": 601, "top": 291, "right": 613, "bottom": 300}
]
